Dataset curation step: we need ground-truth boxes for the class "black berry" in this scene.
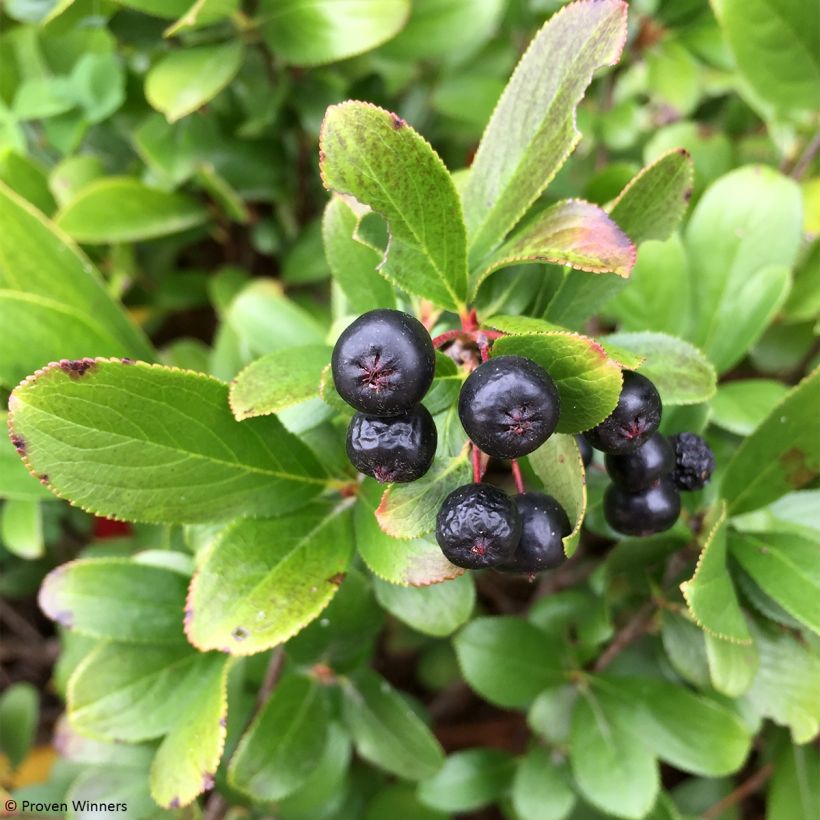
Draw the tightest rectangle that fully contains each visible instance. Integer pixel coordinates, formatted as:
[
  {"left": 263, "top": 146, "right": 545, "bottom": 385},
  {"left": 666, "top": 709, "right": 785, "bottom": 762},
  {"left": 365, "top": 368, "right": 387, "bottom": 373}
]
[
  {"left": 603, "top": 477, "right": 681, "bottom": 536},
  {"left": 577, "top": 434, "right": 593, "bottom": 468},
  {"left": 436, "top": 484, "right": 521, "bottom": 569},
  {"left": 670, "top": 432, "right": 716, "bottom": 491},
  {"left": 346, "top": 405, "right": 437, "bottom": 483},
  {"left": 605, "top": 432, "right": 674, "bottom": 492},
  {"left": 585, "top": 371, "right": 661, "bottom": 455},
  {"left": 331, "top": 309, "right": 435, "bottom": 416},
  {"left": 458, "top": 356, "right": 559, "bottom": 459},
  {"left": 498, "top": 493, "right": 571, "bottom": 573}
]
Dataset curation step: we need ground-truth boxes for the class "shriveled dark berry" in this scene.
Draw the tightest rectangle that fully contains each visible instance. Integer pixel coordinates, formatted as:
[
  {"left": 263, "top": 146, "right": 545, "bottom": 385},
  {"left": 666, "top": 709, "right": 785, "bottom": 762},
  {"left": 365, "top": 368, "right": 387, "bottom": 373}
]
[
  {"left": 585, "top": 371, "right": 661, "bottom": 455},
  {"left": 577, "top": 434, "right": 593, "bottom": 468},
  {"left": 670, "top": 432, "right": 716, "bottom": 491},
  {"left": 605, "top": 432, "right": 674, "bottom": 492},
  {"left": 603, "top": 477, "right": 681, "bottom": 537},
  {"left": 498, "top": 493, "right": 571, "bottom": 573},
  {"left": 331, "top": 309, "right": 435, "bottom": 416},
  {"left": 458, "top": 356, "right": 559, "bottom": 459},
  {"left": 436, "top": 484, "right": 521, "bottom": 569},
  {"left": 346, "top": 405, "right": 437, "bottom": 483}
]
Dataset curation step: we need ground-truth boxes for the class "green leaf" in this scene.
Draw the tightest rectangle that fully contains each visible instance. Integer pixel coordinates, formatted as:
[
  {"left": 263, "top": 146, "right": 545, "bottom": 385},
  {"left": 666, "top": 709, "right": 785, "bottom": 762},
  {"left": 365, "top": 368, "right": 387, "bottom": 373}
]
[
  {"left": 7, "top": 359, "right": 326, "bottom": 524},
  {"left": 463, "top": 0, "right": 628, "bottom": 263},
  {"left": 229, "top": 345, "right": 331, "bottom": 420},
  {"left": 341, "top": 669, "right": 444, "bottom": 780},
  {"left": 376, "top": 454, "right": 471, "bottom": 540},
  {"left": 512, "top": 747, "right": 576, "bottom": 820},
  {"left": 608, "top": 148, "right": 694, "bottom": 245},
  {"left": 0, "top": 414, "right": 51, "bottom": 501},
  {"left": 418, "top": 749, "right": 515, "bottom": 813},
  {"left": 681, "top": 505, "right": 751, "bottom": 643},
  {"left": 38, "top": 558, "right": 188, "bottom": 644},
  {"left": 373, "top": 573, "right": 475, "bottom": 637},
  {"left": 355, "top": 479, "right": 463, "bottom": 587},
  {"left": 471, "top": 199, "right": 635, "bottom": 297},
  {"left": 1, "top": 498, "right": 43, "bottom": 559},
  {"left": 602, "top": 332, "right": 716, "bottom": 405},
  {"left": 164, "top": 0, "right": 239, "bottom": 36},
  {"left": 527, "top": 433, "right": 587, "bottom": 557},
  {"left": 660, "top": 611, "right": 710, "bottom": 689},
  {"left": 149, "top": 652, "right": 229, "bottom": 809},
  {"left": 0, "top": 682, "right": 38, "bottom": 768},
  {"left": 69, "top": 52, "right": 125, "bottom": 124},
  {"left": 729, "top": 531, "right": 820, "bottom": 635},
  {"left": 704, "top": 631, "right": 759, "bottom": 698},
  {"left": 322, "top": 196, "right": 395, "bottom": 313},
  {"left": 112, "top": 0, "right": 191, "bottom": 17},
  {"left": 146, "top": 41, "right": 243, "bottom": 123},
  {"left": 0, "top": 150, "right": 55, "bottom": 215},
  {"left": 710, "top": 379, "right": 790, "bottom": 437},
  {"left": 570, "top": 689, "right": 659, "bottom": 820},
  {"left": 186, "top": 501, "right": 353, "bottom": 654},
  {"left": 768, "top": 735, "right": 820, "bottom": 820},
  {"left": 56, "top": 177, "right": 209, "bottom": 243},
  {"left": 490, "top": 332, "right": 623, "bottom": 433},
  {"left": 228, "top": 674, "right": 328, "bottom": 801},
  {"left": 685, "top": 166, "right": 802, "bottom": 372},
  {"left": 320, "top": 101, "right": 467, "bottom": 312},
  {"left": 721, "top": 368, "right": 820, "bottom": 514},
  {"left": 454, "top": 616, "right": 565, "bottom": 709},
  {"left": 712, "top": 0, "right": 820, "bottom": 115},
  {"left": 258, "top": 0, "right": 410, "bottom": 67},
  {"left": 0, "top": 181, "right": 152, "bottom": 362}
]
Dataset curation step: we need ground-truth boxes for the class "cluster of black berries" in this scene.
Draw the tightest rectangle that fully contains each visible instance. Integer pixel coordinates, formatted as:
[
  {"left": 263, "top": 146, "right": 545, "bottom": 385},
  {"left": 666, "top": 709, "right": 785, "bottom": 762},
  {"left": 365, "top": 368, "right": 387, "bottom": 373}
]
[{"left": 580, "top": 371, "right": 715, "bottom": 536}]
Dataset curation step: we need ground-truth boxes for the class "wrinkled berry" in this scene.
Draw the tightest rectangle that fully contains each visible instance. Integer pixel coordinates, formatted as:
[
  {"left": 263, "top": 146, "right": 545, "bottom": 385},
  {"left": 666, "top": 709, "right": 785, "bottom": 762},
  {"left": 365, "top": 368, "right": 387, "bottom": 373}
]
[
  {"left": 603, "top": 477, "right": 681, "bottom": 536},
  {"left": 670, "top": 432, "right": 716, "bottom": 491},
  {"left": 331, "top": 309, "right": 435, "bottom": 416},
  {"left": 346, "top": 405, "right": 437, "bottom": 483},
  {"left": 577, "top": 435, "right": 593, "bottom": 468},
  {"left": 605, "top": 432, "right": 674, "bottom": 492},
  {"left": 458, "top": 356, "right": 559, "bottom": 459},
  {"left": 498, "top": 493, "right": 571, "bottom": 573},
  {"left": 585, "top": 371, "right": 661, "bottom": 455},
  {"left": 436, "top": 484, "right": 521, "bottom": 569}
]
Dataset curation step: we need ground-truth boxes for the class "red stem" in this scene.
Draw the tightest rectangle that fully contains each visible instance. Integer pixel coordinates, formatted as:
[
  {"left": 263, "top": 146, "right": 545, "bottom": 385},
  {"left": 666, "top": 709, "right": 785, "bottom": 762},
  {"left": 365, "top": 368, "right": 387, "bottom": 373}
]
[
  {"left": 431, "top": 329, "right": 464, "bottom": 349},
  {"left": 511, "top": 459, "right": 526, "bottom": 494},
  {"left": 472, "top": 444, "right": 485, "bottom": 483},
  {"left": 461, "top": 308, "right": 479, "bottom": 332}
]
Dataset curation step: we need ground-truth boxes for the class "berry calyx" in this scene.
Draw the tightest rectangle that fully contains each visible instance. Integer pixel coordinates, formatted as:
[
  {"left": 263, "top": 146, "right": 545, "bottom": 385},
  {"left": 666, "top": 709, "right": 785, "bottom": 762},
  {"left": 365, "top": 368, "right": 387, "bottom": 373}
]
[
  {"left": 605, "top": 432, "right": 674, "bottom": 492},
  {"left": 670, "top": 432, "right": 716, "bottom": 491},
  {"left": 436, "top": 484, "right": 521, "bottom": 569},
  {"left": 331, "top": 309, "right": 435, "bottom": 416},
  {"left": 603, "top": 477, "right": 681, "bottom": 536},
  {"left": 584, "top": 371, "right": 662, "bottom": 455},
  {"left": 458, "top": 355, "right": 560, "bottom": 459},
  {"left": 346, "top": 405, "right": 437, "bottom": 483},
  {"left": 498, "top": 493, "right": 571, "bottom": 573}
]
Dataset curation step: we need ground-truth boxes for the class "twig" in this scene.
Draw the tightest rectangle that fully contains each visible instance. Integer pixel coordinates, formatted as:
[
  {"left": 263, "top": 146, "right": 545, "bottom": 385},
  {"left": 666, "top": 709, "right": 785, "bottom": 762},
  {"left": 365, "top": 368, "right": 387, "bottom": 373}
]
[
  {"left": 0, "top": 599, "right": 43, "bottom": 644},
  {"left": 593, "top": 601, "right": 656, "bottom": 672},
  {"left": 511, "top": 460, "right": 526, "bottom": 494},
  {"left": 472, "top": 443, "right": 486, "bottom": 483},
  {"left": 789, "top": 131, "right": 820, "bottom": 180},
  {"left": 702, "top": 763, "right": 774, "bottom": 819}
]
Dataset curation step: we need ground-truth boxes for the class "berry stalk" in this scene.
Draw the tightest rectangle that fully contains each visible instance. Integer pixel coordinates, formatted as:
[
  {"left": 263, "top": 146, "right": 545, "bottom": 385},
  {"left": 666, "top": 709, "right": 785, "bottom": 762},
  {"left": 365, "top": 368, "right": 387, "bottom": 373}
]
[{"left": 511, "top": 459, "right": 526, "bottom": 494}]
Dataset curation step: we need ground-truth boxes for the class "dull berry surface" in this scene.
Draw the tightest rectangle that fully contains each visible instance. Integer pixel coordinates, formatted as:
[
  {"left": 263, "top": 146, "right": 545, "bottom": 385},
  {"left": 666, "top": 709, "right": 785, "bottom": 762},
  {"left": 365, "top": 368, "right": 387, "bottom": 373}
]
[
  {"left": 498, "top": 493, "right": 571, "bottom": 573},
  {"left": 604, "top": 477, "right": 680, "bottom": 536},
  {"left": 670, "top": 432, "right": 716, "bottom": 491}
]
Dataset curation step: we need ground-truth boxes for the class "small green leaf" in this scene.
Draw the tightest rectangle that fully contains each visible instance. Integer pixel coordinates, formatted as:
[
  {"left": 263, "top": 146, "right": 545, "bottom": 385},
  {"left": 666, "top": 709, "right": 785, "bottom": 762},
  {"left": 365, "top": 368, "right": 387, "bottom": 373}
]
[
  {"left": 320, "top": 101, "right": 468, "bottom": 312},
  {"left": 1, "top": 498, "right": 43, "bottom": 559},
  {"left": 704, "top": 631, "right": 759, "bottom": 698},
  {"left": 146, "top": 41, "right": 243, "bottom": 123},
  {"left": 463, "top": 0, "right": 628, "bottom": 263},
  {"left": 342, "top": 669, "right": 444, "bottom": 780},
  {"left": 0, "top": 150, "right": 55, "bottom": 215},
  {"left": 710, "top": 379, "right": 790, "bottom": 437},
  {"left": 258, "top": 0, "right": 410, "bottom": 67},
  {"left": 56, "top": 177, "right": 209, "bottom": 243},
  {"left": 768, "top": 734, "right": 820, "bottom": 820},
  {"left": 187, "top": 502, "right": 353, "bottom": 654},
  {"left": 660, "top": 611, "right": 710, "bottom": 689},
  {"left": 0, "top": 682, "right": 38, "bottom": 768},
  {"left": 39, "top": 558, "right": 188, "bottom": 644},
  {"left": 454, "top": 616, "right": 565, "bottom": 709},
  {"left": 228, "top": 674, "right": 328, "bottom": 801},
  {"left": 721, "top": 368, "right": 820, "bottom": 514},
  {"left": 8, "top": 360, "right": 326, "bottom": 524},
  {"left": 376, "top": 454, "right": 471, "bottom": 540},
  {"left": 229, "top": 345, "right": 331, "bottom": 420},
  {"left": 608, "top": 148, "right": 694, "bottom": 245},
  {"left": 164, "top": 0, "right": 239, "bottom": 36},
  {"left": 69, "top": 52, "right": 125, "bottom": 124},
  {"left": 471, "top": 199, "right": 635, "bottom": 298},
  {"left": 602, "top": 332, "right": 716, "bottom": 405},
  {"left": 418, "top": 749, "right": 515, "bottom": 813},
  {"left": 373, "top": 573, "right": 475, "bottom": 637},
  {"left": 512, "top": 747, "right": 576, "bottom": 820},
  {"left": 111, "top": 0, "right": 191, "bottom": 18}
]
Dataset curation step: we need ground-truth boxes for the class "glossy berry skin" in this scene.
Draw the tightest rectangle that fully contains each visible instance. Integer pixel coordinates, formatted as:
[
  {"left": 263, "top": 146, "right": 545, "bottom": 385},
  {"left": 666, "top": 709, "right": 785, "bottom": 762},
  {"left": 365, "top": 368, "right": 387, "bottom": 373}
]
[
  {"left": 436, "top": 484, "right": 521, "bottom": 569},
  {"left": 332, "top": 309, "right": 435, "bottom": 416},
  {"left": 585, "top": 371, "right": 662, "bottom": 455},
  {"left": 670, "top": 432, "right": 716, "bottom": 491},
  {"left": 498, "top": 493, "right": 571, "bottom": 573},
  {"left": 604, "top": 477, "right": 681, "bottom": 537},
  {"left": 605, "top": 432, "right": 674, "bottom": 492},
  {"left": 577, "top": 435, "right": 593, "bottom": 468},
  {"left": 458, "top": 356, "right": 559, "bottom": 459},
  {"left": 346, "top": 405, "right": 437, "bottom": 484}
]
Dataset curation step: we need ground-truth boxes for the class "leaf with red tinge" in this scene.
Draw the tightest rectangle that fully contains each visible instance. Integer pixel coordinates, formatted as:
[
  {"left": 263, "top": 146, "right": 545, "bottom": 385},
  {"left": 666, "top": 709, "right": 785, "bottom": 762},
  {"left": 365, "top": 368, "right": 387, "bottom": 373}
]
[{"left": 472, "top": 199, "right": 635, "bottom": 295}]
